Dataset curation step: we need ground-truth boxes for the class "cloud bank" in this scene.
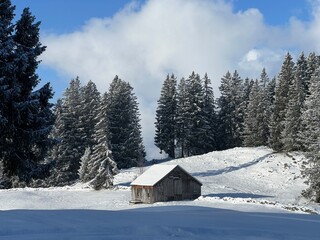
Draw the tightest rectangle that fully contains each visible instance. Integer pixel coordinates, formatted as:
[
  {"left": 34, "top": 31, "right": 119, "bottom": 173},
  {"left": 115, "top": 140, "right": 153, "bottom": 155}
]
[{"left": 41, "top": 0, "right": 320, "bottom": 159}]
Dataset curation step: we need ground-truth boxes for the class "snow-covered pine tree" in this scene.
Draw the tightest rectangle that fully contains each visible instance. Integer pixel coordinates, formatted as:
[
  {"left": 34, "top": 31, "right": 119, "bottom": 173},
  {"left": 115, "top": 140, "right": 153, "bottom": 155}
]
[
  {"left": 183, "top": 72, "right": 207, "bottom": 156},
  {"left": 216, "top": 71, "right": 233, "bottom": 150},
  {"left": 106, "top": 76, "right": 145, "bottom": 169},
  {"left": 85, "top": 93, "right": 118, "bottom": 190},
  {"left": 0, "top": 3, "right": 54, "bottom": 185},
  {"left": 202, "top": 73, "right": 217, "bottom": 152},
  {"left": 175, "top": 77, "right": 188, "bottom": 157},
  {"left": 300, "top": 67, "right": 320, "bottom": 202},
  {"left": 305, "top": 52, "right": 320, "bottom": 98},
  {"left": 155, "top": 74, "right": 177, "bottom": 158},
  {"left": 79, "top": 80, "right": 100, "bottom": 150},
  {"left": 217, "top": 70, "right": 244, "bottom": 149},
  {"left": 0, "top": 0, "right": 16, "bottom": 185},
  {"left": 258, "top": 68, "right": 271, "bottom": 145},
  {"left": 0, "top": 0, "right": 23, "bottom": 180},
  {"left": 48, "top": 78, "right": 83, "bottom": 186},
  {"left": 282, "top": 53, "right": 307, "bottom": 151},
  {"left": 243, "top": 80, "right": 263, "bottom": 146},
  {"left": 269, "top": 53, "right": 295, "bottom": 151}
]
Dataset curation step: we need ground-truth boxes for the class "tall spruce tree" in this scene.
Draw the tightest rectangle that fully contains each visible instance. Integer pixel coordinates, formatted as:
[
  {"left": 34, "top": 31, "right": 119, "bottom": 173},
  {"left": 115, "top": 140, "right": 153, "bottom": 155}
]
[
  {"left": 269, "top": 53, "right": 295, "bottom": 151},
  {"left": 183, "top": 72, "right": 207, "bottom": 156},
  {"left": 202, "top": 73, "right": 217, "bottom": 152},
  {"left": 217, "top": 70, "right": 244, "bottom": 149},
  {"left": 48, "top": 78, "right": 83, "bottom": 186},
  {"left": 243, "top": 80, "right": 264, "bottom": 146},
  {"left": 282, "top": 53, "right": 307, "bottom": 151},
  {"left": 175, "top": 72, "right": 208, "bottom": 156},
  {"left": 258, "top": 68, "right": 271, "bottom": 145},
  {"left": 155, "top": 74, "right": 177, "bottom": 158},
  {"left": 176, "top": 78, "right": 188, "bottom": 157},
  {"left": 305, "top": 52, "right": 320, "bottom": 98},
  {"left": 300, "top": 67, "right": 320, "bottom": 202},
  {"left": 79, "top": 80, "right": 100, "bottom": 149},
  {"left": 0, "top": 3, "right": 54, "bottom": 185},
  {"left": 86, "top": 93, "right": 118, "bottom": 189},
  {"left": 106, "top": 76, "right": 145, "bottom": 169}
]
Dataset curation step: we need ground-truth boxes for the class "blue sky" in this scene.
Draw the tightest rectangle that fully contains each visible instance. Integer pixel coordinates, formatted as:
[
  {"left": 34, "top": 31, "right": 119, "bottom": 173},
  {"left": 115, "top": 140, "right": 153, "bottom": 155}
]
[
  {"left": 10, "top": 0, "right": 319, "bottom": 158},
  {"left": 11, "top": 0, "right": 314, "bottom": 98}
]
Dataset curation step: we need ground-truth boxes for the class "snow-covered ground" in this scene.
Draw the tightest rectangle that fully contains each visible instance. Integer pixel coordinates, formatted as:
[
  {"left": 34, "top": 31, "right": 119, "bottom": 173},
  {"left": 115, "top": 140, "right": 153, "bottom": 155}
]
[{"left": 1, "top": 147, "right": 320, "bottom": 239}]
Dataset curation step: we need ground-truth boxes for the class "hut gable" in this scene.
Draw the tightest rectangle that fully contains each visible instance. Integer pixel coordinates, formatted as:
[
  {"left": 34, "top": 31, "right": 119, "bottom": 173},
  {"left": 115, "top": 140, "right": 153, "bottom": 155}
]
[
  {"left": 130, "top": 164, "right": 178, "bottom": 186},
  {"left": 130, "top": 164, "right": 202, "bottom": 204}
]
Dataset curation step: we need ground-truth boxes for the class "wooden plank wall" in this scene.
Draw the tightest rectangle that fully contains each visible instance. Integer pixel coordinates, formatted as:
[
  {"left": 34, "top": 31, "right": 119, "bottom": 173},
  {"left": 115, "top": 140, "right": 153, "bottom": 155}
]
[{"left": 131, "top": 167, "right": 201, "bottom": 203}]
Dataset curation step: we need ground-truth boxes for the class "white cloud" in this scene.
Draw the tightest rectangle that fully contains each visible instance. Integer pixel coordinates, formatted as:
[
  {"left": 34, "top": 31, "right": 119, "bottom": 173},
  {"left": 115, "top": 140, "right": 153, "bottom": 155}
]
[{"left": 41, "top": 0, "right": 320, "bottom": 159}]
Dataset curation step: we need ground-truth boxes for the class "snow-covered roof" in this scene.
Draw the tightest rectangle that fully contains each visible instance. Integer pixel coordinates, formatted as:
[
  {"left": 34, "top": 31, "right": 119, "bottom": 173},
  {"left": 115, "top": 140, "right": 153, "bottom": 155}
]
[{"left": 130, "top": 164, "right": 178, "bottom": 186}]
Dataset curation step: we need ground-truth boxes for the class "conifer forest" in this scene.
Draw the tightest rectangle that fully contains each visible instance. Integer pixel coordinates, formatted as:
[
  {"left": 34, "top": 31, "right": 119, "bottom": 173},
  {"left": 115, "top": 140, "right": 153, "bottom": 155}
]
[{"left": 1, "top": 0, "right": 320, "bottom": 203}]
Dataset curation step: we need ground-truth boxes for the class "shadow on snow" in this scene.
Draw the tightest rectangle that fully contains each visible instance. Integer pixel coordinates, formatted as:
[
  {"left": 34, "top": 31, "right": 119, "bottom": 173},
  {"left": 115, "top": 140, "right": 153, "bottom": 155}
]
[{"left": 193, "top": 152, "right": 274, "bottom": 178}]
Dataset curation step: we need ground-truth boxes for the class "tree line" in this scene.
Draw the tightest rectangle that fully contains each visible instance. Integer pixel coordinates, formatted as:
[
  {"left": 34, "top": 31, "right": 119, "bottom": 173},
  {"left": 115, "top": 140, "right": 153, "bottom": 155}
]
[
  {"left": 1, "top": 0, "right": 320, "bottom": 203},
  {"left": 0, "top": 1, "right": 145, "bottom": 189},
  {"left": 47, "top": 76, "right": 145, "bottom": 189},
  {"left": 155, "top": 52, "right": 320, "bottom": 202}
]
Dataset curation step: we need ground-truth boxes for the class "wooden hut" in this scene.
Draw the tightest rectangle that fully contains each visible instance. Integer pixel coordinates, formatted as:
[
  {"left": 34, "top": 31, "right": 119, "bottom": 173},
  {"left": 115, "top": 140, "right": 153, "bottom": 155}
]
[{"left": 130, "top": 164, "right": 202, "bottom": 204}]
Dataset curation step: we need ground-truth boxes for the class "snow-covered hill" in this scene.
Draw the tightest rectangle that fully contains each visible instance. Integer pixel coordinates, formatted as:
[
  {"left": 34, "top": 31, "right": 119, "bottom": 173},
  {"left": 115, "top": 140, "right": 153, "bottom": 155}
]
[{"left": 1, "top": 147, "right": 320, "bottom": 239}]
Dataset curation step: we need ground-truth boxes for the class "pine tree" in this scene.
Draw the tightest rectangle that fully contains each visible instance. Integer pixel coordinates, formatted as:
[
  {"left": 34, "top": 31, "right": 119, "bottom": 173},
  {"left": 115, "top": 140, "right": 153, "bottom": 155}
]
[
  {"left": 183, "top": 72, "right": 207, "bottom": 156},
  {"left": 0, "top": 4, "right": 54, "bottom": 185},
  {"left": 217, "top": 71, "right": 233, "bottom": 150},
  {"left": 175, "top": 77, "right": 188, "bottom": 157},
  {"left": 282, "top": 53, "right": 307, "bottom": 151},
  {"left": 300, "top": 67, "right": 320, "bottom": 202},
  {"left": 155, "top": 74, "right": 177, "bottom": 158},
  {"left": 106, "top": 76, "right": 145, "bottom": 169},
  {"left": 202, "top": 73, "right": 217, "bottom": 152},
  {"left": 269, "top": 53, "right": 295, "bottom": 151},
  {"left": 217, "top": 70, "right": 244, "bottom": 149},
  {"left": 48, "top": 78, "right": 83, "bottom": 186},
  {"left": 79, "top": 80, "right": 100, "bottom": 149},
  {"left": 258, "top": 69, "right": 271, "bottom": 145},
  {"left": 175, "top": 72, "right": 208, "bottom": 156},
  {"left": 305, "top": 52, "right": 320, "bottom": 98},
  {"left": 86, "top": 93, "right": 118, "bottom": 189},
  {"left": 243, "top": 80, "right": 263, "bottom": 146}
]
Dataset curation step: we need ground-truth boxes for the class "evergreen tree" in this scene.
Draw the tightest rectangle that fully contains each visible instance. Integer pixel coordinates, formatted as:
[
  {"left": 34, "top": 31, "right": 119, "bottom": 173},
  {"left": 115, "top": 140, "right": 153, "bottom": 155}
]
[
  {"left": 175, "top": 77, "right": 188, "bottom": 157},
  {"left": 202, "top": 73, "right": 217, "bottom": 152},
  {"left": 176, "top": 72, "right": 208, "bottom": 156},
  {"left": 243, "top": 80, "right": 264, "bottom": 146},
  {"left": 86, "top": 93, "right": 118, "bottom": 189},
  {"left": 186, "top": 72, "right": 208, "bottom": 156},
  {"left": 300, "top": 67, "right": 320, "bottom": 202},
  {"left": 0, "top": 4, "right": 54, "bottom": 185},
  {"left": 154, "top": 74, "right": 177, "bottom": 158},
  {"left": 106, "top": 76, "right": 145, "bottom": 169},
  {"left": 217, "top": 70, "right": 244, "bottom": 149},
  {"left": 269, "top": 53, "right": 295, "bottom": 151},
  {"left": 305, "top": 52, "right": 320, "bottom": 98},
  {"left": 48, "top": 78, "right": 83, "bottom": 186},
  {"left": 258, "top": 69, "right": 271, "bottom": 145},
  {"left": 217, "top": 71, "right": 232, "bottom": 150},
  {"left": 282, "top": 53, "right": 307, "bottom": 151},
  {"left": 79, "top": 80, "right": 100, "bottom": 149}
]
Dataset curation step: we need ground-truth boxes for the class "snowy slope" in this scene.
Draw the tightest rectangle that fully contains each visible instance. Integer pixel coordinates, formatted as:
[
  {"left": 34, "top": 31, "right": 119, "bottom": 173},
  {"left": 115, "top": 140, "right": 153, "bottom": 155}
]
[{"left": 1, "top": 147, "right": 320, "bottom": 239}]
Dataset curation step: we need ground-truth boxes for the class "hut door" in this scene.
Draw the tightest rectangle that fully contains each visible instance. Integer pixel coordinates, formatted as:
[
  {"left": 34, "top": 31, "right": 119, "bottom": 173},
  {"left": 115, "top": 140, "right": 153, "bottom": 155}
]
[
  {"left": 174, "top": 178, "right": 182, "bottom": 200},
  {"left": 136, "top": 187, "right": 142, "bottom": 201}
]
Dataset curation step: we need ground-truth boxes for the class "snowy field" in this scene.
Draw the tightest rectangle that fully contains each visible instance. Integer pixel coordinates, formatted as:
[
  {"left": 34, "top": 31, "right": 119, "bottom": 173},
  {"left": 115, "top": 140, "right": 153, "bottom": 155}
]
[{"left": 1, "top": 147, "right": 320, "bottom": 239}]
